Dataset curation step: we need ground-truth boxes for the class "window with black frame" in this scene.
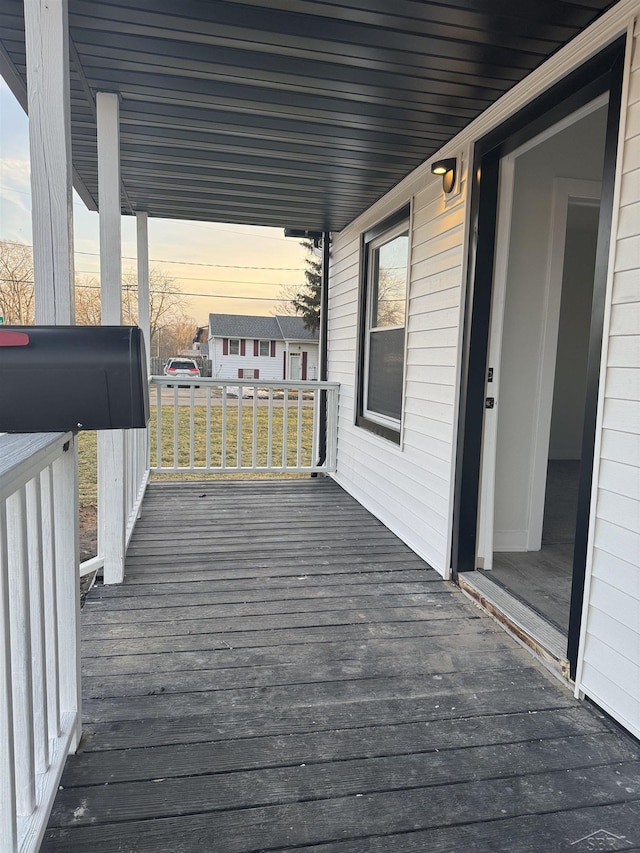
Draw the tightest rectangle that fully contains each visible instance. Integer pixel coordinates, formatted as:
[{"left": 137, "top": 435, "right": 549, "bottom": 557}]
[{"left": 357, "top": 205, "right": 410, "bottom": 443}]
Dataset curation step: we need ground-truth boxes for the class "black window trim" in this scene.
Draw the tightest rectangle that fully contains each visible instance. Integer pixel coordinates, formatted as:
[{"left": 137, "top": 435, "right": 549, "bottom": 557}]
[{"left": 355, "top": 202, "right": 411, "bottom": 445}]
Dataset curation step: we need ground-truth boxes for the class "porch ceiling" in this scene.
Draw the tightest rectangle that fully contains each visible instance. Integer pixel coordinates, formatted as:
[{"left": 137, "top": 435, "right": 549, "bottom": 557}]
[{"left": 0, "top": 0, "right": 616, "bottom": 231}]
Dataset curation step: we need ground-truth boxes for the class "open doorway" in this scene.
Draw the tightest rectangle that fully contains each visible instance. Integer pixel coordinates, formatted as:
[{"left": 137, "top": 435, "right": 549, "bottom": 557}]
[
  {"left": 475, "top": 101, "right": 608, "bottom": 637},
  {"left": 454, "top": 40, "right": 625, "bottom": 676}
]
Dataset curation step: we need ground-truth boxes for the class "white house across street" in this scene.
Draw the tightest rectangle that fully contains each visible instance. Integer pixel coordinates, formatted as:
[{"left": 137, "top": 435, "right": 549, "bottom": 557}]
[{"left": 208, "top": 313, "right": 319, "bottom": 381}]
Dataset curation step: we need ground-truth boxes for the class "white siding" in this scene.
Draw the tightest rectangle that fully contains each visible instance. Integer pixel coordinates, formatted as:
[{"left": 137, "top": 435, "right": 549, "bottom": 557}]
[
  {"left": 209, "top": 337, "right": 319, "bottom": 381},
  {"left": 326, "top": 1, "right": 639, "bottom": 739},
  {"left": 210, "top": 337, "right": 286, "bottom": 380},
  {"left": 577, "top": 22, "right": 640, "bottom": 740},
  {"left": 329, "top": 166, "right": 468, "bottom": 575}
]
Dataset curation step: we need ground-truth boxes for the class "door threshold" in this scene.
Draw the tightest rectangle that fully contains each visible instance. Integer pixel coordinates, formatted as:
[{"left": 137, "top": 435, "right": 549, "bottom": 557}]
[{"left": 457, "top": 571, "right": 571, "bottom": 682}]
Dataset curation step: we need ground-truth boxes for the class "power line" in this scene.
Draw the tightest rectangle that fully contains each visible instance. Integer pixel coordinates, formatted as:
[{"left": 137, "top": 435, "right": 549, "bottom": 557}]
[
  {"left": 1, "top": 278, "right": 291, "bottom": 302},
  {"left": 75, "top": 270, "right": 294, "bottom": 287},
  {"left": 76, "top": 251, "right": 305, "bottom": 271},
  {"left": 77, "top": 284, "right": 286, "bottom": 302},
  {"left": 1, "top": 239, "right": 305, "bottom": 271}
]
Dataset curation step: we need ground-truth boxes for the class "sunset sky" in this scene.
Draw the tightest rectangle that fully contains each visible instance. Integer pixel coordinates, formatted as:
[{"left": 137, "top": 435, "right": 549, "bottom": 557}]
[{"left": 0, "top": 76, "right": 309, "bottom": 327}]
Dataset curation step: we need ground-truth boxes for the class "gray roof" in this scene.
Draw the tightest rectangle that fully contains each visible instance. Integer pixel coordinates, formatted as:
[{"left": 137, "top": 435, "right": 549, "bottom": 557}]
[
  {"left": 0, "top": 2, "right": 615, "bottom": 231},
  {"left": 209, "top": 314, "right": 317, "bottom": 342},
  {"left": 275, "top": 316, "right": 318, "bottom": 342}
]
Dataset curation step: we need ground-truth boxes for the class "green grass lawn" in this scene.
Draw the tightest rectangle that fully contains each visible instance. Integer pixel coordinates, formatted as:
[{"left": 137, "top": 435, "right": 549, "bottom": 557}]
[
  {"left": 149, "top": 404, "right": 315, "bottom": 470},
  {"left": 78, "top": 430, "right": 97, "bottom": 506}
]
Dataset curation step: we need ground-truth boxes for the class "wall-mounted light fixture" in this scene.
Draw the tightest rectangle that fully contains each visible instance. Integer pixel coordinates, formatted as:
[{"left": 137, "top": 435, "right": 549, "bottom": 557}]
[{"left": 431, "top": 158, "right": 457, "bottom": 194}]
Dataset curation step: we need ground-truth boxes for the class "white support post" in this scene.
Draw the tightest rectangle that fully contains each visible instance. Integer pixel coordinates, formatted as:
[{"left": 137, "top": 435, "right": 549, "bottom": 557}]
[
  {"left": 24, "top": 0, "right": 75, "bottom": 325},
  {"left": 96, "top": 92, "right": 126, "bottom": 584},
  {"left": 136, "top": 211, "right": 151, "bottom": 376},
  {"left": 23, "top": 0, "right": 81, "bottom": 764},
  {"left": 97, "top": 93, "right": 123, "bottom": 322}
]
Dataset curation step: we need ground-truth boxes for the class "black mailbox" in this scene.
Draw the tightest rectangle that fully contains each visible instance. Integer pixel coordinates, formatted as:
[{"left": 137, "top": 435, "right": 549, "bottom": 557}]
[{"left": 0, "top": 325, "right": 149, "bottom": 432}]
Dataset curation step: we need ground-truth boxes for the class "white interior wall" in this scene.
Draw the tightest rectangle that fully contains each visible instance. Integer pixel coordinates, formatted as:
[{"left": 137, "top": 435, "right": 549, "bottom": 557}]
[
  {"left": 493, "top": 107, "right": 607, "bottom": 551},
  {"left": 549, "top": 203, "right": 600, "bottom": 459}
]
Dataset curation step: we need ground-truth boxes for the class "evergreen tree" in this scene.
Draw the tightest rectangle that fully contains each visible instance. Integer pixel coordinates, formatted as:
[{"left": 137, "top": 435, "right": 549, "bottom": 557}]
[{"left": 291, "top": 240, "right": 321, "bottom": 332}]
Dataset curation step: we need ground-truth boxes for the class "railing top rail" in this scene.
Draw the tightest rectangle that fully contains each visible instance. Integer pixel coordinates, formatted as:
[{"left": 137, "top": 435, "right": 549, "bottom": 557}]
[
  {"left": 150, "top": 378, "right": 339, "bottom": 390},
  {"left": 0, "top": 431, "right": 71, "bottom": 503}
]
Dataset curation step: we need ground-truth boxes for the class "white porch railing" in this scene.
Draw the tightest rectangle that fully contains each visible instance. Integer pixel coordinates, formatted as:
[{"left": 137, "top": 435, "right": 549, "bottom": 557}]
[
  {"left": 0, "top": 432, "right": 81, "bottom": 853},
  {"left": 82, "top": 427, "right": 149, "bottom": 581},
  {"left": 149, "top": 379, "right": 339, "bottom": 474},
  {"left": 124, "top": 427, "right": 150, "bottom": 549}
]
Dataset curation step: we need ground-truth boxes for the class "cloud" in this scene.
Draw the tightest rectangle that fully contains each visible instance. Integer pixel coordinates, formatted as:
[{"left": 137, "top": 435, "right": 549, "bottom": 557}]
[{"left": 0, "top": 157, "right": 31, "bottom": 188}]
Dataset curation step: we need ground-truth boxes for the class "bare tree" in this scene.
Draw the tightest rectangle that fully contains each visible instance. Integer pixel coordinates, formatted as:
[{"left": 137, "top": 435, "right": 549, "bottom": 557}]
[
  {"left": 0, "top": 240, "right": 35, "bottom": 324},
  {"left": 0, "top": 243, "right": 196, "bottom": 355},
  {"left": 75, "top": 275, "right": 102, "bottom": 325},
  {"left": 273, "top": 282, "right": 299, "bottom": 316},
  {"left": 160, "top": 313, "right": 199, "bottom": 358},
  {"left": 275, "top": 241, "right": 321, "bottom": 330},
  {"left": 374, "top": 267, "right": 407, "bottom": 327},
  {"left": 121, "top": 268, "right": 191, "bottom": 353}
]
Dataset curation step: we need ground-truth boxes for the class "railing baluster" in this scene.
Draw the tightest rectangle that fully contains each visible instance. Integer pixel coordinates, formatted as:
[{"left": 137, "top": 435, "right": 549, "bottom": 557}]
[
  {"left": 156, "top": 381, "right": 162, "bottom": 470},
  {"left": 282, "top": 388, "right": 289, "bottom": 469},
  {"left": 297, "top": 388, "right": 303, "bottom": 469},
  {"left": 189, "top": 386, "right": 195, "bottom": 470},
  {"left": 205, "top": 385, "right": 211, "bottom": 470},
  {"left": 136, "top": 428, "right": 144, "bottom": 501},
  {"left": 267, "top": 389, "right": 274, "bottom": 470},
  {"left": 328, "top": 386, "right": 339, "bottom": 471},
  {"left": 126, "top": 431, "right": 131, "bottom": 512},
  {"left": 6, "top": 488, "right": 36, "bottom": 817},
  {"left": 124, "top": 431, "right": 131, "bottom": 516},
  {"left": 173, "top": 386, "right": 179, "bottom": 469},
  {"left": 52, "top": 441, "right": 81, "bottom": 749},
  {"left": 237, "top": 390, "right": 243, "bottom": 468},
  {"left": 221, "top": 386, "right": 228, "bottom": 470},
  {"left": 0, "top": 499, "right": 18, "bottom": 853},
  {"left": 130, "top": 431, "right": 136, "bottom": 509},
  {"left": 252, "top": 388, "right": 258, "bottom": 469},
  {"left": 25, "top": 478, "right": 49, "bottom": 774},
  {"left": 311, "top": 388, "right": 320, "bottom": 467},
  {"left": 40, "top": 467, "right": 61, "bottom": 740}
]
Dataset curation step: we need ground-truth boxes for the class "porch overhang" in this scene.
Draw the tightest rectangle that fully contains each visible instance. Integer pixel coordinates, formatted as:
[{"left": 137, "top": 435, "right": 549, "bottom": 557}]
[{"left": 0, "top": 0, "right": 617, "bottom": 231}]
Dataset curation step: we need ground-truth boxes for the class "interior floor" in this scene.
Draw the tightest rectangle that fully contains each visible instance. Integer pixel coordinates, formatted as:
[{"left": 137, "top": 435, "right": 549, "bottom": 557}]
[{"left": 481, "top": 461, "right": 579, "bottom": 634}]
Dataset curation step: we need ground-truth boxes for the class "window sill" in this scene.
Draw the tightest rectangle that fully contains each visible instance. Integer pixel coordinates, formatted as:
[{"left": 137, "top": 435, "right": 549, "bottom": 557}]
[{"left": 355, "top": 413, "right": 401, "bottom": 445}]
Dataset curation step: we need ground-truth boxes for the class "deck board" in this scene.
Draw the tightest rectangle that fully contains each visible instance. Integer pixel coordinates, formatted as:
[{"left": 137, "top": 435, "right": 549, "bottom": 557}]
[{"left": 42, "top": 479, "right": 640, "bottom": 852}]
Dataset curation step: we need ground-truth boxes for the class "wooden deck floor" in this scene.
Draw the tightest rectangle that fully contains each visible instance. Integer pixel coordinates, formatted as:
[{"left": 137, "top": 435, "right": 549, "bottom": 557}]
[{"left": 42, "top": 479, "right": 640, "bottom": 852}]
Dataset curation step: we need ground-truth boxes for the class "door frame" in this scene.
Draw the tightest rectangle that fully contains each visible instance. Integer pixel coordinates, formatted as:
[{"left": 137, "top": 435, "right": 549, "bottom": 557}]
[{"left": 452, "top": 37, "right": 626, "bottom": 677}]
